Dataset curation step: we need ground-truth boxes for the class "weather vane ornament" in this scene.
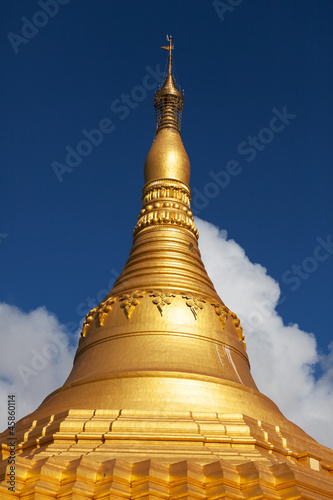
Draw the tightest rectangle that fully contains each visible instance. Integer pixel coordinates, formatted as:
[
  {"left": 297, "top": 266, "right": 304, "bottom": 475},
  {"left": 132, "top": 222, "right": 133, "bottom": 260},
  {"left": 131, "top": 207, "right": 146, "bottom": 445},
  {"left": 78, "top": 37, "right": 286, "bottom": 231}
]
[
  {"left": 161, "top": 34, "right": 175, "bottom": 77},
  {"left": 161, "top": 34, "right": 174, "bottom": 59}
]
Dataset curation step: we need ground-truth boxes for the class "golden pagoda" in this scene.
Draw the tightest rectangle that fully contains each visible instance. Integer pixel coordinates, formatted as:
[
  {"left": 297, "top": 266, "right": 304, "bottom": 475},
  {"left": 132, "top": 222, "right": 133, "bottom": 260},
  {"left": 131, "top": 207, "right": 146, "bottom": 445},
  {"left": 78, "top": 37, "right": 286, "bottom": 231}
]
[{"left": 1, "top": 36, "right": 333, "bottom": 499}]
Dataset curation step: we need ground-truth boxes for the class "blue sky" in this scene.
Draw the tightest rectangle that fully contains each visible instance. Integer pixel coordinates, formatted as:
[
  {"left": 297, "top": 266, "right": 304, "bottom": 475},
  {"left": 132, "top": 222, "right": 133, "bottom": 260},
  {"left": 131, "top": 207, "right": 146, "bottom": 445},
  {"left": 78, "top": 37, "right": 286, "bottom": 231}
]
[{"left": 1, "top": 1, "right": 333, "bottom": 443}]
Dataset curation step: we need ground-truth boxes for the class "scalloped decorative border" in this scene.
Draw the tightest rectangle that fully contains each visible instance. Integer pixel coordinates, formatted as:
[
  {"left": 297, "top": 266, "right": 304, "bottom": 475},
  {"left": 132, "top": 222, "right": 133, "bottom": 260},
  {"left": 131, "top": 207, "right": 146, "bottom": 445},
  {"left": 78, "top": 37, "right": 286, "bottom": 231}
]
[{"left": 80, "top": 290, "right": 246, "bottom": 350}]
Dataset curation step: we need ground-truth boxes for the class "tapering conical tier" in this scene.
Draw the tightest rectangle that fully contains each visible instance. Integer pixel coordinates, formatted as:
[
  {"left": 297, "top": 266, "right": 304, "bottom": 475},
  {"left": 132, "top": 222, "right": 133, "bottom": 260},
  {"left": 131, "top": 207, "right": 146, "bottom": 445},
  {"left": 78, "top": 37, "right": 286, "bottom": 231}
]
[
  {"left": 23, "top": 51, "right": 269, "bottom": 422},
  {"left": 14, "top": 54, "right": 315, "bottom": 436},
  {"left": 9, "top": 49, "right": 314, "bottom": 434}
]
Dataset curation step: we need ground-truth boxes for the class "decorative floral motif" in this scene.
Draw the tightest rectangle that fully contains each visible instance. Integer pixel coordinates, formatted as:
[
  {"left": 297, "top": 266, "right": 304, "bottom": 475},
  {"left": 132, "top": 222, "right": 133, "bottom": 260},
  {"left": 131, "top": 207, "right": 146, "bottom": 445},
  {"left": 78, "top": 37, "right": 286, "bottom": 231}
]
[
  {"left": 229, "top": 309, "right": 246, "bottom": 351},
  {"left": 149, "top": 290, "right": 175, "bottom": 316},
  {"left": 133, "top": 181, "right": 198, "bottom": 238},
  {"left": 80, "top": 296, "right": 118, "bottom": 340},
  {"left": 96, "top": 297, "right": 117, "bottom": 326},
  {"left": 182, "top": 294, "right": 205, "bottom": 320},
  {"left": 81, "top": 307, "right": 98, "bottom": 338},
  {"left": 211, "top": 302, "right": 229, "bottom": 328},
  {"left": 79, "top": 291, "right": 246, "bottom": 353},
  {"left": 119, "top": 291, "right": 145, "bottom": 319}
]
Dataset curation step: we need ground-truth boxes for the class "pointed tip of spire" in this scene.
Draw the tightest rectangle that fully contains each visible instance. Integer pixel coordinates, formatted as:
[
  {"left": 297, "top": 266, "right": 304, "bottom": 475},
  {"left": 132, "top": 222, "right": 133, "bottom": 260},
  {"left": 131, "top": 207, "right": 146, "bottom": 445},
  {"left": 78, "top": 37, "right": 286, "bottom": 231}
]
[
  {"left": 154, "top": 35, "right": 184, "bottom": 133},
  {"left": 159, "top": 34, "right": 182, "bottom": 97},
  {"left": 166, "top": 34, "right": 173, "bottom": 76},
  {"left": 161, "top": 34, "right": 174, "bottom": 76}
]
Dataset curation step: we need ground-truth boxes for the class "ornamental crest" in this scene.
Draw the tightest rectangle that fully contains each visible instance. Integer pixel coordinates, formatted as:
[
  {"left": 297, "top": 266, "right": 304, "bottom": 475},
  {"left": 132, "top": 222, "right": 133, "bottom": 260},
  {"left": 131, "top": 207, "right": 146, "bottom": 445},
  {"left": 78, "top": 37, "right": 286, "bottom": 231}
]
[
  {"left": 97, "top": 296, "right": 117, "bottom": 326},
  {"left": 150, "top": 290, "right": 175, "bottom": 316},
  {"left": 119, "top": 291, "right": 145, "bottom": 319},
  {"left": 211, "top": 302, "right": 229, "bottom": 328},
  {"left": 182, "top": 294, "right": 205, "bottom": 320},
  {"left": 81, "top": 307, "right": 98, "bottom": 338}
]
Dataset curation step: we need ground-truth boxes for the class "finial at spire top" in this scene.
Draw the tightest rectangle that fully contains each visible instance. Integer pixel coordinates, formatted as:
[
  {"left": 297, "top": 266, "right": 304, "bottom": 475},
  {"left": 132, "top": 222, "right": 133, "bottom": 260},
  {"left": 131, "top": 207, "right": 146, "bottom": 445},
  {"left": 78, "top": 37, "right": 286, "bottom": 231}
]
[
  {"left": 161, "top": 34, "right": 174, "bottom": 76},
  {"left": 144, "top": 35, "right": 190, "bottom": 185},
  {"left": 154, "top": 35, "right": 184, "bottom": 134}
]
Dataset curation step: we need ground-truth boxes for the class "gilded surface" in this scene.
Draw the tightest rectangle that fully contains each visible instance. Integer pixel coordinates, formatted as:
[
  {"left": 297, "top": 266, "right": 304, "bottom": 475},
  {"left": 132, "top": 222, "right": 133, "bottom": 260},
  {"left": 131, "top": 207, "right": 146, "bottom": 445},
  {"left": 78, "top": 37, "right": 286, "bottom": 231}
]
[
  {"left": 79, "top": 290, "right": 246, "bottom": 353},
  {"left": 119, "top": 291, "right": 145, "bottom": 319},
  {"left": 211, "top": 301, "right": 229, "bottom": 328},
  {"left": 97, "top": 296, "right": 117, "bottom": 326},
  {"left": 133, "top": 179, "right": 198, "bottom": 238},
  {"left": 182, "top": 294, "right": 206, "bottom": 319},
  {"left": 1, "top": 409, "right": 333, "bottom": 498},
  {"left": 149, "top": 290, "right": 175, "bottom": 316},
  {"left": 144, "top": 127, "right": 191, "bottom": 185}
]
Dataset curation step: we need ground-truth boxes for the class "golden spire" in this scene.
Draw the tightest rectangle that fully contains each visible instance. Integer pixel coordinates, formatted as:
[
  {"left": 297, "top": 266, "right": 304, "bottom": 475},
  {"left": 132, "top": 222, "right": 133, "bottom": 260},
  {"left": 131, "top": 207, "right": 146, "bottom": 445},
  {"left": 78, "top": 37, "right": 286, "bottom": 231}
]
[
  {"left": 144, "top": 34, "right": 190, "bottom": 184},
  {"left": 154, "top": 34, "right": 183, "bottom": 133}
]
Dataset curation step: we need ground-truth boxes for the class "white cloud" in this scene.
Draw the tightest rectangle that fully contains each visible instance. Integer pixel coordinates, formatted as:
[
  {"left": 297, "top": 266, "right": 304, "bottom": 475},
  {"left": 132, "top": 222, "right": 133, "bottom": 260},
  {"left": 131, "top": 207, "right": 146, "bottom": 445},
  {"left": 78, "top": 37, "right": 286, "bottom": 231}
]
[
  {"left": 195, "top": 217, "right": 333, "bottom": 449},
  {"left": 0, "top": 304, "right": 75, "bottom": 430}
]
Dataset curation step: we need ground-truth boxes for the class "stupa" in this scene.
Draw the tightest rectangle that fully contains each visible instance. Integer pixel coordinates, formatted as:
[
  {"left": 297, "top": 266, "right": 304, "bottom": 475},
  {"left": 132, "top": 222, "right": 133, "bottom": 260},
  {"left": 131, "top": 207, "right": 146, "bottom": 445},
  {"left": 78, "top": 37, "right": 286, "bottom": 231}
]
[{"left": 1, "top": 36, "right": 333, "bottom": 499}]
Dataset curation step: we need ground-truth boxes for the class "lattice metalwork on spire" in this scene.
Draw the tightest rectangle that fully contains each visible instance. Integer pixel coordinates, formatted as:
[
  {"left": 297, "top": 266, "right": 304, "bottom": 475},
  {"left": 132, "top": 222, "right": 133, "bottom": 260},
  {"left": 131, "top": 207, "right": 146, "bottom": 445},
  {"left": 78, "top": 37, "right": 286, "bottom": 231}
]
[{"left": 154, "top": 35, "right": 184, "bottom": 133}]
